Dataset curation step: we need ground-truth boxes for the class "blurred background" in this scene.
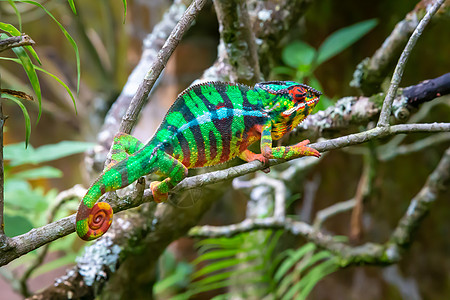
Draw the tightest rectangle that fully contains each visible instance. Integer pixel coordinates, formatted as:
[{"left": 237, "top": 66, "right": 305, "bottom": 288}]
[{"left": 0, "top": 0, "right": 449, "bottom": 299}]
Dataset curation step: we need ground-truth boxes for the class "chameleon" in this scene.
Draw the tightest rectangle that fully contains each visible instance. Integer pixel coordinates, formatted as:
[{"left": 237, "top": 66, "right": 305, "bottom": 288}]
[{"left": 76, "top": 81, "right": 321, "bottom": 241}]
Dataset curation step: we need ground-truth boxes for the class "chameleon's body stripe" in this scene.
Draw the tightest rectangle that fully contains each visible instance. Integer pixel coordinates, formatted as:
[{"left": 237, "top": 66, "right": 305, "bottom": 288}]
[{"left": 76, "top": 81, "right": 321, "bottom": 241}]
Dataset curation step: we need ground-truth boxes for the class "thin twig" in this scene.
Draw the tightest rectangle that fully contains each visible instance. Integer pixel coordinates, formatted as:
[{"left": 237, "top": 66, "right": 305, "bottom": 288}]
[
  {"left": 0, "top": 35, "right": 35, "bottom": 53},
  {"left": 190, "top": 146, "right": 450, "bottom": 266},
  {"left": 313, "top": 199, "right": 356, "bottom": 230},
  {"left": 377, "top": 0, "right": 445, "bottom": 127},
  {"left": 119, "top": 0, "right": 208, "bottom": 134},
  {"left": 379, "top": 132, "right": 450, "bottom": 161}
]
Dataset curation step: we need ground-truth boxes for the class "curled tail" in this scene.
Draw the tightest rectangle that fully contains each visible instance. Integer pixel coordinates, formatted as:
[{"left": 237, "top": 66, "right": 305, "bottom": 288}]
[{"left": 76, "top": 181, "right": 113, "bottom": 241}]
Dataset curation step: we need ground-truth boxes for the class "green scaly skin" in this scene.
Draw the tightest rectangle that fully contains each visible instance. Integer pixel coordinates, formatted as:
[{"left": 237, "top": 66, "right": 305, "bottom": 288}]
[{"left": 76, "top": 81, "right": 321, "bottom": 240}]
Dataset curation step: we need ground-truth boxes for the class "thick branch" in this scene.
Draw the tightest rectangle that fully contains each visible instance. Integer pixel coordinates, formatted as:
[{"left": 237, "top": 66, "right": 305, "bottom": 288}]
[
  {"left": 212, "top": 0, "right": 261, "bottom": 83},
  {"left": 2, "top": 121, "right": 449, "bottom": 267},
  {"left": 293, "top": 73, "right": 450, "bottom": 136},
  {"left": 351, "top": 0, "right": 449, "bottom": 95}
]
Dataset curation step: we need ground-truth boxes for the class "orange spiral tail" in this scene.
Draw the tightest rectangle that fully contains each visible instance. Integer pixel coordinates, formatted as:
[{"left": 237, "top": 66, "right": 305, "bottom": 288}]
[{"left": 76, "top": 201, "right": 113, "bottom": 241}]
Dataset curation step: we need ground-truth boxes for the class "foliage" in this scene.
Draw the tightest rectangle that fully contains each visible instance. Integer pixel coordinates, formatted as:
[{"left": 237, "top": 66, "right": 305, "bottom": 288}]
[
  {"left": 154, "top": 230, "right": 339, "bottom": 299},
  {"left": 3, "top": 140, "right": 95, "bottom": 237},
  {"left": 274, "top": 19, "right": 378, "bottom": 112},
  {"left": 153, "top": 250, "right": 194, "bottom": 298}
]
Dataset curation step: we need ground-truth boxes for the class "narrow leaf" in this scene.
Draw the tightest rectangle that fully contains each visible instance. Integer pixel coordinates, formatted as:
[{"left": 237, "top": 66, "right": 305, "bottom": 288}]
[
  {"left": 274, "top": 243, "right": 315, "bottom": 282},
  {"left": 122, "top": 0, "right": 127, "bottom": 23},
  {"left": 193, "top": 249, "right": 242, "bottom": 265},
  {"left": 316, "top": 19, "right": 378, "bottom": 65},
  {"left": 68, "top": 0, "right": 77, "bottom": 14},
  {"left": 7, "top": 0, "right": 22, "bottom": 31},
  {"left": 1, "top": 94, "right": 31, "bottom": 146},
  {"left": 0, "top": 57, "right": 77, "bottom": 113},
  {"left": 11, "top": 46, "right": 42, "bottom": 121},
  {"left": 19, "top": 0, "right": 81, "bottom": 93},
  {"left": 192, "top": 255, "right": 258, "bottom": 279}
]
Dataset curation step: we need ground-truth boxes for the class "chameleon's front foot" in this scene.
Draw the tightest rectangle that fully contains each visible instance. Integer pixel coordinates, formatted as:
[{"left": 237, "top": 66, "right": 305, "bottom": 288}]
[
  {"left": 294, "top": 139, "right": 321, "bottom": 158},
  {"left": 150, "top": 181, "right": 169, "bottom": 203}
]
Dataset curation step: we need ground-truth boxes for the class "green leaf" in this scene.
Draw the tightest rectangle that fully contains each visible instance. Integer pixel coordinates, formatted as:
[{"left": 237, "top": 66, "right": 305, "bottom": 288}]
[
  {"left": 193, "top": 248, "right": 246, "bottom": 265},
  {"left": 0, "top": 57, "right": 77, "bottom": 113},
  {"left": 7, "top": 0, "right": 22, "bottom": 31},
  {"left": 4, "top": 141, "right": 95, "bottom": 166},
  {"left": 154, "top": 262, "right": 193, "bottom": 294},
  {"left": 0, "top": 21, "right": 21, "bottom": 36},
  {"left": 316, "top": 19, "right": 378, "bottom": 65},
  {"left": 295, "top": 250, "right": 332, "bottom": 274},
  {"left": 298, "top": 259, "right": 338, "bottom": 300},
  {"left": 192, "top": 255, "right": 257, "bottom": 279},
  {"left": 192, "top": 265, "right": 262, "bottom": 288},
  {"left": 122, "top": 0, "right": 127, "bottom": 23},
  {"left": 67, "top": 0, "right": 77, "bottom": 14},
  {"left": 4, "top": 214, "right": 33, "bottom": 237},
  {"left": 1, "top": 32, "right": 42, "bottom": 120},
  {"left": 282, "top": 40, "right": 316, "bottom": 69},
  {"left": 287, "top": 259, "right": 338, "bottom": 300},
  {"left": 1, "top": 94, "right": 31, "bottom": 147},
  {"left": 4, "top": 179, "right": 49, "bottom": 212},
  {"left": 196, "top": 236, "right": 244, "bottom": 250},
  {"left": 12, "top": 166, "right": 63, "bottom": 180},
  {"left": 19, "top": 0, "right": 81, "bottom": 93},
  {"left": 274, "top": 243, "right": 315, "bottom": 282}
]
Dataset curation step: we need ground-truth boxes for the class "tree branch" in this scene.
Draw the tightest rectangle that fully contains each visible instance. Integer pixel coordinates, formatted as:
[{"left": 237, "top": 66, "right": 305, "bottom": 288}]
[
  {"left": 2, "top": 120, "right": 448, "bottom": 267},
  {"left": 377, "top": 0, "right": 445, "bottom": 127},
  {"left": 293, "top": 73, "right": 450, "bottom": 136},
  {"left": 0, "top": 35, "right": 35, "bottom": 53},
  {"left": 212, "top": 0, "right": 261, "bottom": 83},
  {"left": 97, "top": 0, "right": 189, "bottom": 152},
  {"left": 189, "top": 146, "right": 450, "bottom": 266},
  {"left": 350, "top": 0, "right": 449, "bottom": 95},
  {"left": 119, "top": 0, "right": 208, "bottom": 135}
]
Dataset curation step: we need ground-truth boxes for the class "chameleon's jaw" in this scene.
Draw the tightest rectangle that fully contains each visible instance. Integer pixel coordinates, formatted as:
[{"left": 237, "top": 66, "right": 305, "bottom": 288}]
[{"left": 281, "top": 95, "right": 320, "bottom": 117}]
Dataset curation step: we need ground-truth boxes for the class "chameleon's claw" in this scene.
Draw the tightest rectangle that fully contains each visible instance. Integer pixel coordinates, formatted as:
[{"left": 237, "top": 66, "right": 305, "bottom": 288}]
[
  {"left": 150, "top": 181, "right": 169, "bottom": 203},
  {"left": 295, "top": 139, "right": 321, "bottom": 158}
]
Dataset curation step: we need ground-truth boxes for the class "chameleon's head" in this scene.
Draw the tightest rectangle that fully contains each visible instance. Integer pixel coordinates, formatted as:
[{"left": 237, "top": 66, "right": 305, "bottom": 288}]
[{"left": 256, "top": 81, "right": 321, "bottom": 119}]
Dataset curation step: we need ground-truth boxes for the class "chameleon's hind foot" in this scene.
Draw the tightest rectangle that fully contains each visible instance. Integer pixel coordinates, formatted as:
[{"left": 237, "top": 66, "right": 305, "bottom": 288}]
[{"left": 150, "top": 181, "right": 169, "bottom": 203}]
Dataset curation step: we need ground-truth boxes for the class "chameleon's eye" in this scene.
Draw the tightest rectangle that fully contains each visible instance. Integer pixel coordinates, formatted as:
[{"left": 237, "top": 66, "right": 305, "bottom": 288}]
[{"left": 288, "top": 86, "right": 307, "bottom": 102}]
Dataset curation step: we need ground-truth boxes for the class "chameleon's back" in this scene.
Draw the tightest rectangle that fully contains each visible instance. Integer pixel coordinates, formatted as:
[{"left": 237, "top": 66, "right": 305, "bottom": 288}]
[{"left": 149, "top": 82, "right": 269, "bottom": 168}]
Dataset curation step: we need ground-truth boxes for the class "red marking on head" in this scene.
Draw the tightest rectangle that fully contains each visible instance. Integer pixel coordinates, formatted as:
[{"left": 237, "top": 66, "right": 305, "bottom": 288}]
[{"left": 288, "top": 86, "right": 307, "bottom": 102}]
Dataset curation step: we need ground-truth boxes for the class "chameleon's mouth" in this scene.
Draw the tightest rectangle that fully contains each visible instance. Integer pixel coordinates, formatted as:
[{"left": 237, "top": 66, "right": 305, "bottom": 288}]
[{"left": 282, "top": 95, "right": 320, "bottom": 116}]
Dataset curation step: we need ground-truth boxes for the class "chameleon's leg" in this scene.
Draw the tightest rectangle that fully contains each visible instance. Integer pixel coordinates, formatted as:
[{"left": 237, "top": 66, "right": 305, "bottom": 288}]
[
  {"left": 150, "top": 153, "right": 188, "bottom": 203},
  {"left": 108, "top": 132, "right": 145, "bottom": 168},
  {"left": 260, "top": 122, "right": 320, "bottom": 160},
  {"left": 239, "top": 149, "right": 270, "bottom": 173},
  {"left": 76, "top": 133, "right": 146, "bottom": 241}
]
